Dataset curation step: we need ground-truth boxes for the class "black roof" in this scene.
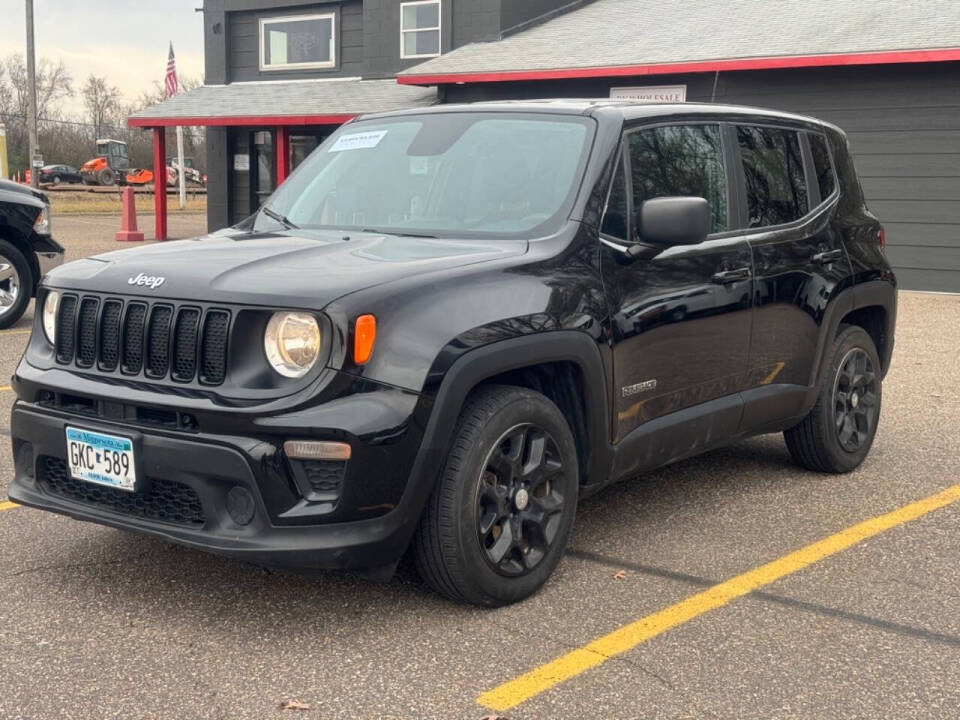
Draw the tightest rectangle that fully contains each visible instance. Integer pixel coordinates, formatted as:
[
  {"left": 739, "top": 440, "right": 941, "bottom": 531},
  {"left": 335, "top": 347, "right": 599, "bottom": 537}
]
[{"left": 360, "top": 100, "right": 835, "bottom": 131}]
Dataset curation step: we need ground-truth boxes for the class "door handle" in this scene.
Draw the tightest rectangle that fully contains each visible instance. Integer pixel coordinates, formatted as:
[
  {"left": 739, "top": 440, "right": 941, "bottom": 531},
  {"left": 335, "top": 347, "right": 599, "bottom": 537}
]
[
  {"left": 812, "top": 248, "right": 843, "bottom": 265},
  {"left": 711, "top": 267, "right": 751, "bottom": 284}
]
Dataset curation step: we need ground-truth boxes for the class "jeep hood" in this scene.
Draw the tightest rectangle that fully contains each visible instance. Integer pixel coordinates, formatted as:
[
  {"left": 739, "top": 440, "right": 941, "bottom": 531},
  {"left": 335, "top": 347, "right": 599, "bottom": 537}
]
[{"left": 42, "top": 228, "right": 528, "bottom": 307}]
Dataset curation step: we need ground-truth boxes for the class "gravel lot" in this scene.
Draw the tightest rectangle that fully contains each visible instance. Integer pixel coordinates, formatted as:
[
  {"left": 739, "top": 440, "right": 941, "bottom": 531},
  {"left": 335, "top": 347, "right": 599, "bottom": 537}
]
[{"left": 1, "top": 214, "right": 958, "bottom": 719}]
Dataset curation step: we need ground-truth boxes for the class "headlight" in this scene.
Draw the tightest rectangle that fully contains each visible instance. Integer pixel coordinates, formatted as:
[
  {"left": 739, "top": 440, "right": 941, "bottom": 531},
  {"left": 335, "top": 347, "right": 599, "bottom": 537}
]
[
  {"left": 34, "top": 204, "right": 51, "bottom": 235},
  {"left": 264, "top": 312, "right": 321, "bottom": 378},
  {"left": 42, "top": 290, "right": 59, "bottom": 344}
]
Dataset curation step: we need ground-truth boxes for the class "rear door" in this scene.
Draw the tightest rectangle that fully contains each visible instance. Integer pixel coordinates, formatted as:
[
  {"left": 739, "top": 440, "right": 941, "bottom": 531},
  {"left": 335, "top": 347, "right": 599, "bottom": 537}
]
[
  {"left": 734, "top": 124, "right": 851, "bottom": 427},
  {"left": 600, "top": 122, "right": 753, "bottom": 449}
]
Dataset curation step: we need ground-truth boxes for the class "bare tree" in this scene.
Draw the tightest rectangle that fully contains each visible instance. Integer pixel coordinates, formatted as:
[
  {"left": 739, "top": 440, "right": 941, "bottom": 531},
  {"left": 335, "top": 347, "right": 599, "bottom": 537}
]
[
  {"left": 4, "top": 54, "right": 73, "bottom": 121},
  {"left": 81, "top": 75, "right": 121, "bottom": 138}
]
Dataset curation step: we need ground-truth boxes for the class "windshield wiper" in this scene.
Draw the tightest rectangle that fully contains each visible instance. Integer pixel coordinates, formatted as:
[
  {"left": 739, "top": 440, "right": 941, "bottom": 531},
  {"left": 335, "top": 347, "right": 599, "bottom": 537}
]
[
  {"left": 360, "top": 228, "right": 437, "bottom": 239},
  {"left": 261, "top": 206, "right": 299, "bottom": 230}
]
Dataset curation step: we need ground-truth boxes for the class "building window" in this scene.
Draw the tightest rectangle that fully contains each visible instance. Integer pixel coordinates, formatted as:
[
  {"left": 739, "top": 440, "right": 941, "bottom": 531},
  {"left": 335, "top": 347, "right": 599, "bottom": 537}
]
[
  {"left": 260, "top": 13, "right": 336, "bottom": 71},
  {"left": 401, "top": 1, "right": 441, "bottom": 59}
]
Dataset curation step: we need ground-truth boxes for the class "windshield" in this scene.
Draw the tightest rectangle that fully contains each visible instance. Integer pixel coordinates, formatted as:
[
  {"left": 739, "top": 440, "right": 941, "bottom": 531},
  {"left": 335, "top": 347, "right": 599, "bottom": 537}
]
[{"left": 256, "top": 112, "right": 595, "bottom": 238}]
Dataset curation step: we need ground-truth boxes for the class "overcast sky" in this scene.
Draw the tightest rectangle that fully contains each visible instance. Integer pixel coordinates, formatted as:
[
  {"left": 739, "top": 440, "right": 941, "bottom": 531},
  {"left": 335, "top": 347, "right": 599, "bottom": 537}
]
[{"left": 0, "top": 0, "right": 205, "bottom": 116}]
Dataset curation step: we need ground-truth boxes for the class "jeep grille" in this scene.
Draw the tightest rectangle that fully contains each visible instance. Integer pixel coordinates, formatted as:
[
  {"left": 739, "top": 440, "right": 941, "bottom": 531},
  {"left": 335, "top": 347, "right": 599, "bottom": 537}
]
[{"left": 53, "top": 293, "right": 230, "bottom": 386}]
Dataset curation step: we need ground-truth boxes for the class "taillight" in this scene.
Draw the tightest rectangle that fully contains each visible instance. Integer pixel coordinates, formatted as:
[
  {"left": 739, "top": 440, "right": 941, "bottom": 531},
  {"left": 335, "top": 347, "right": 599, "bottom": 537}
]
[{"left": 878, "top": 227, "right": 886, "bottom": 252}]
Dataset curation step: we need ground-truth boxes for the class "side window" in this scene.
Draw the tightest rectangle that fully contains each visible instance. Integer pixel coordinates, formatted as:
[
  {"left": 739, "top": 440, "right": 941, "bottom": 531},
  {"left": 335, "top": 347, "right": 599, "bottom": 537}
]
[
  {"left": 808, "top": 132, "right": 836, "bottom": 201},
  {"left": 628, "top": 124, "right": 727, "bottom": 234},
  {"left": 601, "top": 152, "right": 629, "bottom": 241},
  {"left": 737, "top": 126, "right": 808, "bottom": 227}
]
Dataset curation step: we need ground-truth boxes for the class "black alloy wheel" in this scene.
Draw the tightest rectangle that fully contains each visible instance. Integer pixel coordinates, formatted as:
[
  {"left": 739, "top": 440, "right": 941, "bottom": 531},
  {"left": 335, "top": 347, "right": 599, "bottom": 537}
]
[
  {"left": 833, "top": 348, "right": 879, "bottom": 453},
  {"left": 784, "top": 324, "right": 883, "bottom": 473},
  {"left": 476, "top": 424, "right": 567, "bottom": 576},
  {"left": 414, "top": 385, "right": 579, "bottom": 606}
]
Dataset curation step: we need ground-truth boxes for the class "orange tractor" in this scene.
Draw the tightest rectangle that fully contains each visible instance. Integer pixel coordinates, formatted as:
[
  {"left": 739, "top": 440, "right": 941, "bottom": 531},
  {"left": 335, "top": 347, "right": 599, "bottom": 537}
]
[
  {"left": 80, "top": 139, "right": 137, "bottom": 186},
  {"left": 80, "top": 139, "right": 201, "bottom": 187}
]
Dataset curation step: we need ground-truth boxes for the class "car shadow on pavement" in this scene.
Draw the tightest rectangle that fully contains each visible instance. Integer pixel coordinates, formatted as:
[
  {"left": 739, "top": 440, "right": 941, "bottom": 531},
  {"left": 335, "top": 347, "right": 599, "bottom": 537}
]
[{"left": 23, "top": 433, "right": 821, "bottom": 620}]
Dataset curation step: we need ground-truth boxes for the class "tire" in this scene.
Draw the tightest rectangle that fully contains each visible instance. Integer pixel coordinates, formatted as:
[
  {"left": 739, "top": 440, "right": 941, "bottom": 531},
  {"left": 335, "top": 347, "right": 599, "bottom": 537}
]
[
  {"left": 0, "top": 240, "right": 32, "bottom": 330},
  {"left": 413, "top": 385, "right": 579, "bottom": 606},
  {"left": 52, "top": 175, "right": 61, "bottom": 185},
  {"left": 97, "top": 168, "right": 116, "bottom": 186},
  {"left": 784, "top": 325, "right": 882, "bottom": 473}
]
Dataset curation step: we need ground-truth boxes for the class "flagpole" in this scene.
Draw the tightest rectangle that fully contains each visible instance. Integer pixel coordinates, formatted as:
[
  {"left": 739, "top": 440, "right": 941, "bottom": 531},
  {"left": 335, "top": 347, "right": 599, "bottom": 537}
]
[
  {"left": 165, "top": 42, "right": 186, "bottom": 210},
  {"left": 177, "top": 125, "right": 186, "bottom": 210}
]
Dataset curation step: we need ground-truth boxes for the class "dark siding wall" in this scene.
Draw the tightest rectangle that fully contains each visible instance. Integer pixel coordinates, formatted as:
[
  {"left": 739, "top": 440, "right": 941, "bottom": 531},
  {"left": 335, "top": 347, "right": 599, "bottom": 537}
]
[
  {"left": 452, "top": 0, "right": 500, "bottom": 45},
  {"left": 206, "top": 127, "right": 231, "bottom": 231},
  {"left": 363, "top": 0, "right": 441, "bottom": 77},
  {"left": 500, "top": 0, "right": 583, "bottom": 34},
  {"left": 444, "top": 62, "right": 960, "bottom": 292},
  {"left": 228, "top": 0, "right": 363, "bottom": 82}
]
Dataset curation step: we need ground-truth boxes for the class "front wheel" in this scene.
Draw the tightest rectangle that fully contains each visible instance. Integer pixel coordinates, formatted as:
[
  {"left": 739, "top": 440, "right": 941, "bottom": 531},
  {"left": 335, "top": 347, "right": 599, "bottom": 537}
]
[
  {"left": 784, "top": 325, "right": 882, "bottom": 473},
  {"left": 0, "top": 240, "right": 32, "bottom": 329},
  {"left": 413, "top": 385, "right": 579, "bottom": 606}
]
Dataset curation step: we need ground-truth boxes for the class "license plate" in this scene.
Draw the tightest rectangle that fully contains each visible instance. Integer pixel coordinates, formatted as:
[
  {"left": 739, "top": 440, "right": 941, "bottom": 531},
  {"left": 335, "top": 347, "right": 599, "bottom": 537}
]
[{"left": 65, "top": 427, "right": 138, "bottom": 492}]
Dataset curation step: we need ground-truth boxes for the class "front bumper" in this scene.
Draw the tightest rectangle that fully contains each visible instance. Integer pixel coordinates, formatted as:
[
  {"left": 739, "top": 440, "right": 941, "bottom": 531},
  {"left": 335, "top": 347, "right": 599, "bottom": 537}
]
[{"left": 7, "top": 370, "right": 437, "bottom": 573}]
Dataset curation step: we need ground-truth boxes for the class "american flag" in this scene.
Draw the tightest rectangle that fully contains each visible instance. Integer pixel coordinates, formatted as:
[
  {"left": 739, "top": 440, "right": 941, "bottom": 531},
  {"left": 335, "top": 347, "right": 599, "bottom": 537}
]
[{"left": 164, "top": 42, "right": 178, "bottom": 98}]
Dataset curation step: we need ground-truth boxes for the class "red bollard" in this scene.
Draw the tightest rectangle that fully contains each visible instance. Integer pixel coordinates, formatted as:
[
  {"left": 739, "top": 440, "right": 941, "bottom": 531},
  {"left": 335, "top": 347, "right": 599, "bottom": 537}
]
[{"left": 115, "top": 186, "right": 145, "bottom": 242}]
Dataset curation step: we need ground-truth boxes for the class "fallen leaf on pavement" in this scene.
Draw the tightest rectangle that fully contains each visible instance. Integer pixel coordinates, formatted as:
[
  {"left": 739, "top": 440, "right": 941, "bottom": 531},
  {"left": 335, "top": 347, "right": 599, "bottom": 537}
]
[
  {"left": 280, "top": 700, "right": 311, "bottom": 711},
  {"left": 612, "top": 570, "right": 627, "bottom": 580}
]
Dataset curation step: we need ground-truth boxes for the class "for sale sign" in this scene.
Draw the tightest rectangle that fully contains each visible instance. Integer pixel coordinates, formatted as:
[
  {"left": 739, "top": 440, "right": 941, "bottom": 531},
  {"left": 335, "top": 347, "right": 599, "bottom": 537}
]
[{"left": 610, "top": 85, "right": 687, "bottom": 103}]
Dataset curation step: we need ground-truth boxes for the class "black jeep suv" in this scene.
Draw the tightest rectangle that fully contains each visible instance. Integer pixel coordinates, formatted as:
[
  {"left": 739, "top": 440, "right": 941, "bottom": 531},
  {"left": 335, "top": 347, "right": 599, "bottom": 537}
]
[
  {"left": 8, "top": 102, "right": 895, "bottom": 605},
  {"left": 0, "top": 179, "right": 64, "bottom": 328}
]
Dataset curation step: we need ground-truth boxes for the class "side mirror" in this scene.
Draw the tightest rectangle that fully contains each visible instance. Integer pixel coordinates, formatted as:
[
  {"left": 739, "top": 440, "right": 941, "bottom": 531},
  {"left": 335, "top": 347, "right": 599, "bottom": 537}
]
[{"left": 636, "top": 196, "right": 710, "bottom": 247}]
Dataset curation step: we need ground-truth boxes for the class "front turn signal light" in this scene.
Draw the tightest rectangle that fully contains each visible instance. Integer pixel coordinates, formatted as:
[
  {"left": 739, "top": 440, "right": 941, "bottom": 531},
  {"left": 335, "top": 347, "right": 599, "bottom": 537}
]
[{"left": 353, "top": 314, "right": 376, "bottom": 365}]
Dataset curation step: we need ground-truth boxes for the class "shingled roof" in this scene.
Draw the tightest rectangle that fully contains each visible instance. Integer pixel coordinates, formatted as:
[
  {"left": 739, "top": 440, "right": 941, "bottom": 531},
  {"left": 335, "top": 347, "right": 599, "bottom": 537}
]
[
  {"left": 398, "top": 0, "right": 960, "bottom": 84},
  {"left": 129, "top": 78, "right": 437, "bottom": 126}
]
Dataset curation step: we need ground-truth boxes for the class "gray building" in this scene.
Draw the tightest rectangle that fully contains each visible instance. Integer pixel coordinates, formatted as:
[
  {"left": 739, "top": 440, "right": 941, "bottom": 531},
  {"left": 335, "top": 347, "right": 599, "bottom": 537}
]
[
  {"left": 130, "top": 0, "right": 580, "bottom": 231},
  {"left": 132, "top": 0, "right": 960, "bottom": 292}
]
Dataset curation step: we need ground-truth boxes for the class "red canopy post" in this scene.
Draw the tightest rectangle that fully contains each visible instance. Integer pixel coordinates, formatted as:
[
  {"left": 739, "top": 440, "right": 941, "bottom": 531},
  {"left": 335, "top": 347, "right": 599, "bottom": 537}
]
[
  {"left": 276, "top": 126, "right": 290, "bottom": 185},
  {"left": 153, "top": 127, "right": 167, "bottom": 241}
]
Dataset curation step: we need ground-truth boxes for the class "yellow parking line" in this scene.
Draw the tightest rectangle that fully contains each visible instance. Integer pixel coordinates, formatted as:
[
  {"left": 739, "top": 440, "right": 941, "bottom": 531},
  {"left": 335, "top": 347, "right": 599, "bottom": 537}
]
[
  {"left": 0, "top": 501, "right": 18, "bottom": 512},
  {"left": 0, "top": 386, "right": 11, "bottom": 393},
  {"left": 478, "top": 481, "right": 960, "bottom": 712},
  {"left": 0, "top": 329, "right": 31, "bottom": 336}
]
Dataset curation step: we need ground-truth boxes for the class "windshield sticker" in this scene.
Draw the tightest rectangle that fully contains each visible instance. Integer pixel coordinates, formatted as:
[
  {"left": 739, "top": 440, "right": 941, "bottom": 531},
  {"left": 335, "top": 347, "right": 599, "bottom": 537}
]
[{"left": 329, "top": 130, "right": 388, "bottom": 152}]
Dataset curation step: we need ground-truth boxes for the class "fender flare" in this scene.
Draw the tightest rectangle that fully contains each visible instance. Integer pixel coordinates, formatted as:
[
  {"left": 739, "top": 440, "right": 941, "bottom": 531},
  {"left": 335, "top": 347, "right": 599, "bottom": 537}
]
[{"left": 806, "top": 279, "right": 896, "bottom": 403}]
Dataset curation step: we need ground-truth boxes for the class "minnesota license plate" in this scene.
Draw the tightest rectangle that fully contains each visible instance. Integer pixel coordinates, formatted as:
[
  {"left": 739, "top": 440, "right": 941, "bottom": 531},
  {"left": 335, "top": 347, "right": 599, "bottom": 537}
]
[{"left": 65, "top": 427, "right": 138, "bottom": 492}]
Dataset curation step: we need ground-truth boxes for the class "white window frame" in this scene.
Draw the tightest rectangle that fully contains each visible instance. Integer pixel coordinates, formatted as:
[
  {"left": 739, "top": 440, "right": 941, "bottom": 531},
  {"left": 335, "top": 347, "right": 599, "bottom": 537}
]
[
  {"left": 259, "top": 12, "right": 337, "bottom": 72},
  {"left": 400, "top": 0, "right": 441, "bottom": 60}
]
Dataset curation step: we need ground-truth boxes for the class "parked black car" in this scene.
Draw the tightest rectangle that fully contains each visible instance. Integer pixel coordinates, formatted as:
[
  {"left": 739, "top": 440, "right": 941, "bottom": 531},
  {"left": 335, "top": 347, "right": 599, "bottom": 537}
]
[
  {"left": 9, "top": 102, "right": 896, "bottom": 605},
  {"left": 0, "top": 179, "right": 64, "bottom": 328},
  {"left": 38, "top": 165, "right": 82, "bottom": 186}
]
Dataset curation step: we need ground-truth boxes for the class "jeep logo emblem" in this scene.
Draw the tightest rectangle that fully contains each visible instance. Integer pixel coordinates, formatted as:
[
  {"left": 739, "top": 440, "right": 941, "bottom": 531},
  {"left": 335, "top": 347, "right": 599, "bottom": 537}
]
[{"left": 127, "top": 273, "right": 165, "bottom": 290}]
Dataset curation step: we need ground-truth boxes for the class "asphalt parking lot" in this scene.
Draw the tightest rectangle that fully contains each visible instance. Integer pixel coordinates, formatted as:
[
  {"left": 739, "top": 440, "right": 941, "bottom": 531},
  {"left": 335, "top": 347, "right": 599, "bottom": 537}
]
[{"left": 1, "top": 214, "right": 959, "bottom": 719}]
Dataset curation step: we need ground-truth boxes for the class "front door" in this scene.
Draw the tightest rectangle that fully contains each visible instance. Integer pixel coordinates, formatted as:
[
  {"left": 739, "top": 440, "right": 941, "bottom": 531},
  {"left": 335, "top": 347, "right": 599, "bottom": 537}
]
[{"left": 601, "top": 122, "right": 753, "bottom": 448}]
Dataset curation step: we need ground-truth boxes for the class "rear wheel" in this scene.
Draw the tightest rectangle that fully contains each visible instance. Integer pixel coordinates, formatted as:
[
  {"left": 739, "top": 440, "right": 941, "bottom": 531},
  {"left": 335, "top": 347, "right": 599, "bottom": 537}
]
[
  {"left": 0, "top": 240, "right": 32, "bottom": 329},
  {"left": 52, "top": 175, "right": 61, "bottom": 185},
  {"left": 784, "top": 325, "right": 882, "bottom": 473},
  {"left": 413, "top": 385, "right": 579, "bottom": 606},
  {"left": 97, "top": 168, "right": 116, "bottom": 186}
]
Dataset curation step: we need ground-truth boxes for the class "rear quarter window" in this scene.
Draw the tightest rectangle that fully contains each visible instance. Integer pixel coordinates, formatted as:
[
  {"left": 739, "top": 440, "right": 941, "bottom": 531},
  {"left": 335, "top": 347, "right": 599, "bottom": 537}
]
[
  {"left": 808, "top": 132, "right": 837, "bottom": 201},
  {"left": 737, "top": 126, "right": 808, "bottom": 228}
]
